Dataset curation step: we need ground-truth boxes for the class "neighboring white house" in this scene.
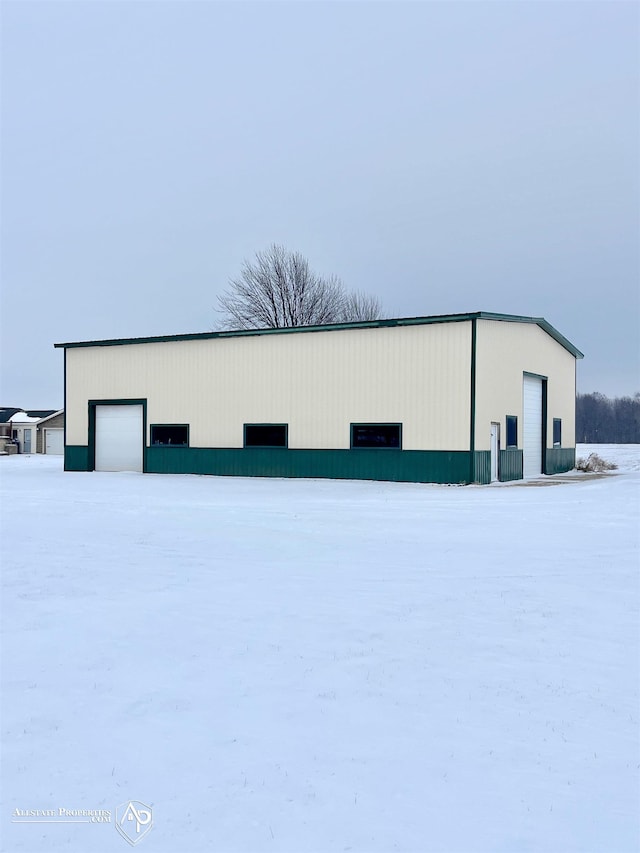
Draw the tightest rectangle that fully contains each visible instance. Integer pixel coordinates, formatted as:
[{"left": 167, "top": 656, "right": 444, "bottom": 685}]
[
  {"left": 1, "top": 409, "right": 65, "bottom": 455},
  {"left": 55, "top": 312, "right": 583, "bottom": 484}
]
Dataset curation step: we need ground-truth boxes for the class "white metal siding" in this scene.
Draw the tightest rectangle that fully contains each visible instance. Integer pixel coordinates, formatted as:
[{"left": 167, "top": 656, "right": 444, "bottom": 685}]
[
  {"left": 474, "top": 319, "right": 577, "bottom": 451},
  {"left": 523, "top": 376, "right": 543, "bottom": 477},
  {"left": 45, "top": 429, "right": 64, "bottom": 455},
  {"left": 65, "top": 323, "right": 473, "bottom": 451},
  {"left": 95, "top": 405, "right": 143, "bottom": 472}
]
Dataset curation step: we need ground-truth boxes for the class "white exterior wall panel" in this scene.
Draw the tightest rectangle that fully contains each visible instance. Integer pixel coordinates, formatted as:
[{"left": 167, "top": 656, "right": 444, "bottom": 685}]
[
  {"left": 474, "top": 320, "right": 576, "bottom": 451},
  {"left": 65, "top": 322, "right": 473, "bottom": 451}
]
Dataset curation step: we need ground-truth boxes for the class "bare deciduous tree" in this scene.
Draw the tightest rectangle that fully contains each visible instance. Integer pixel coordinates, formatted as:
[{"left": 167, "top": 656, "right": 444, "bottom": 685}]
[
  {"left": 341, "top": 290, "right": 383, "bottom": 322},
  {"left": 216, "top": 244, "right": 383, "bottom": 330}
]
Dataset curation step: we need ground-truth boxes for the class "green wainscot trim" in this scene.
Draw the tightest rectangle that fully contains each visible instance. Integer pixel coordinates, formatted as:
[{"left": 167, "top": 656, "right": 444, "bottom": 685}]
[
  {"left": 545, "top": 447, "right": 576, "bottom": 475},
  {"left": 146, "top": 447, "right": 477, "bottom": 484},
  {"left": 64, "top": 445, "right": 90, "bottom": 471},
  {"left": 63, "top": 445, "right": 512, "bottom": 485},
  {"left": 472, "top": 451, "right": 491, "bottom": 485},
  {"left": 499, "top": 449, "right": 523, "bottom": 482}
]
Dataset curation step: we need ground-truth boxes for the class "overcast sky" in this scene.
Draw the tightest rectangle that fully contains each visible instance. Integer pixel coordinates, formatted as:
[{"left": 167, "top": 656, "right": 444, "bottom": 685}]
[{"left": 1, "top": 1, "right": 638, "bottom": 408}]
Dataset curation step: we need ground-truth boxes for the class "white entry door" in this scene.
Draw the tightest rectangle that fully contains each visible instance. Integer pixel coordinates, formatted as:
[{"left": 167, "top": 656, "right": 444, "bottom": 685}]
[
  {"left": 523, "top": 376, "right": 543, "bottom": 478},
  {"left": 490, "top": 422, "right": 500, "bottom": 482},
  {"left": 95, "top": 405, "right": 143, "bottom": 472}
]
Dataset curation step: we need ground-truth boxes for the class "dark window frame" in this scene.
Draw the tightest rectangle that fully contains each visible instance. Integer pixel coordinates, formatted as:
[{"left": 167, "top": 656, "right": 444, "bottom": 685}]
[
  {"left": 150, "top": 424, "right": 190, "bottom": 447},
  {"left": 350, "top": 423, "right": 403, "bottom": 450},
  {"left": 243, "top": 423, "right": 288, "bottom": 448},
  {"left": 553, "top": 418, "right": 562, "bottom": 447},
  {"left": 505, "top": 415, "right": 518, "bottom": 449}
]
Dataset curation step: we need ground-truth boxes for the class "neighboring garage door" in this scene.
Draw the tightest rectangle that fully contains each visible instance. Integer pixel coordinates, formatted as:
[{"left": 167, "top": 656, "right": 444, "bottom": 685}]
[
  {"left": 523, "top": 375, "right": 543, "bottom": 478},
  {"left": 45, "top": 429, "right": 64, "bottom": 455},
  {"left": 95, "top": 405, "right": 143, "bottom": 472}
]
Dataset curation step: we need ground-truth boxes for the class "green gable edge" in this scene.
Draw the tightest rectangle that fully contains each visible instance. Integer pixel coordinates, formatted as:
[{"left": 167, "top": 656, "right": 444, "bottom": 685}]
[{"left": 54, "top": 311, "right": 584, "bottom": 360}]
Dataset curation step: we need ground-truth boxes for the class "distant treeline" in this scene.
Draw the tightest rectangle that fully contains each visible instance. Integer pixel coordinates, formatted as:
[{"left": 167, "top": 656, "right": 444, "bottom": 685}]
[{"left": 576, "top": 393, "right": 640, "bottom": 443}]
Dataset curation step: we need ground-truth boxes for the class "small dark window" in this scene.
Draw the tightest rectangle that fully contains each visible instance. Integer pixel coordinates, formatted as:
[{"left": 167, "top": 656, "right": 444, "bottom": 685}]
[
  {"left": 244, "top": 424, "right": 288, "bottom": 448},
  {"left": 553, "top": 418, "right": 562, "bottom": 447},
  {"left": 151, "top": 425, "right": 189, "bottom": 446},
  {"left": 506, "top": 416, "right": 518, "bottom": 448},
  {"left": 351, "top": 423, "right": 402, "bottom": 449}
]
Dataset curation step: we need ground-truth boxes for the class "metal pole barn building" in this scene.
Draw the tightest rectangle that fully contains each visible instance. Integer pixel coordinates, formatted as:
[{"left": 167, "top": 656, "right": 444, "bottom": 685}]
[{"left": 55, "top": 312, "right": 583, "bottom": 485}]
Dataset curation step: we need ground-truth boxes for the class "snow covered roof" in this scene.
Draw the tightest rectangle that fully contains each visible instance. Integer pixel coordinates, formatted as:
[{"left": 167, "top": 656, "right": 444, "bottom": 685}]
[
  {"left": 9, "top": 412, "right": 41, "bottom": 424},
  {"left": 0, "top": 408, "right": 62, "bottom": 424},
  {"left": 0, "top": 408, "right": 23, "bottom": 423}
]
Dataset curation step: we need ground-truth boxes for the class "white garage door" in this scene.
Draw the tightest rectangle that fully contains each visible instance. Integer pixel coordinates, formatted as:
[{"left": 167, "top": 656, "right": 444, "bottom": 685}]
[
  {"left": 523, "top": 375, "right": 543, "bottom": 478},
  {"left": 95, "top": 405, "right": 143, "bottom": 472},
  {"left": 45, "top": 429, "right": 64, "bottom": 455}
]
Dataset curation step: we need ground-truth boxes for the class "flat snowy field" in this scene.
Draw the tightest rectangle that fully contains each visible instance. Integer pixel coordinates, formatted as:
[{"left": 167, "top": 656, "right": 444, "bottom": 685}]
[{"left": 1, "top": 445, "right": 638, "bottom": 853}]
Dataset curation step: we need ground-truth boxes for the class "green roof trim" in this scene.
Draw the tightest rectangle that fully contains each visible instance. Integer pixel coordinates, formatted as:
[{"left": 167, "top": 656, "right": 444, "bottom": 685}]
[{"left": 53, "top": 311, "right": 584, "bottom": 358}]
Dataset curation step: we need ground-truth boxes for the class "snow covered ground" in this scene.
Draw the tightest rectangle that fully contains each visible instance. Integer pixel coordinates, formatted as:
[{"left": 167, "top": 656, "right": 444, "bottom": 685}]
[{"left": 1, "top": 446, "right": 638, "bottom": 853}]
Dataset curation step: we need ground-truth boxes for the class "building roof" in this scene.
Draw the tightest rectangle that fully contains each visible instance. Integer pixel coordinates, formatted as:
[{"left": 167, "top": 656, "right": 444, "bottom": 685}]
[
  {"left": 9, "top": 412, "right": 41, "bottom": 424},
  {"left": 0, "top": 408, "right": 62, "bottom": 425},
  {"left": 36, "top": 410, "right": 64, "bottom": 425},
  {"left": 25, "top": 410, "right": 57, "bottom": 419},
  {"left": 0, "top": 408, "right": 24, "bottom": 423},
  {"left": 54, "top": 311, "right": 584, "bottom": 359}
]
